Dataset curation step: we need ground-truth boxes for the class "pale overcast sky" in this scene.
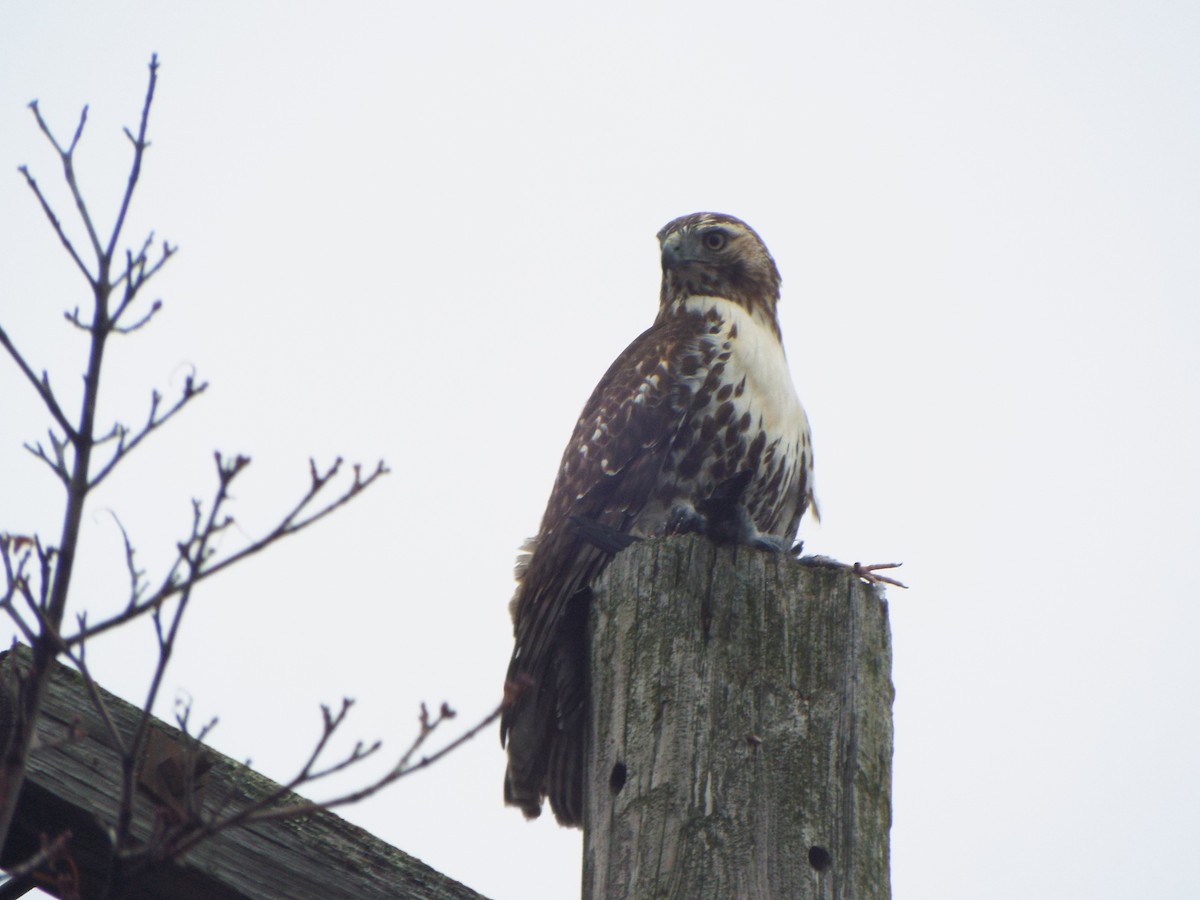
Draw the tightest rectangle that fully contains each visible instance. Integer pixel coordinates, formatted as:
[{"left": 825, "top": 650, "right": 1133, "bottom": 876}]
[{"left": 2, "top": 3, "right": 1199, "bottom": 898}]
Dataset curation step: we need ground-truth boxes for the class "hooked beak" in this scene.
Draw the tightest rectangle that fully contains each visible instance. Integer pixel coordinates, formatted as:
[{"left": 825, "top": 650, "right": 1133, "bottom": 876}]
[{"left": 660, "top": 230, "right": 688, "bottom": 269}]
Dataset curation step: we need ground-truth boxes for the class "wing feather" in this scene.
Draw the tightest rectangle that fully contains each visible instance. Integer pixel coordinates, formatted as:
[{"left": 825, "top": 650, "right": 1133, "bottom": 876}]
[
  {"left": 501, "top": 315, "right": 709, "bottom": 823},
  {"left": 505, "top": 315, "right": 700, "bottom": 690}
]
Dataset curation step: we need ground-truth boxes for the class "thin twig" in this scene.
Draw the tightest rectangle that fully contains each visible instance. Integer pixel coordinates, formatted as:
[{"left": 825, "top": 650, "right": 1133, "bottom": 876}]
[
  {"left": 0, "top": 323, "right": 76, "bottom": 438},
  {"left": 110, "top": 235, "right": 175, "bottom": 332},
  {"left": 63, "top": 456, "right": 388, "bottom": 646},
  {"left": 27, "top": 100, "right": 104, "bottom": 263},
  {"left": 115, "top": 449, "right": 234, "bottom": 850},
  {"left": 0, "top": 537, "right": 38, "bottom": 644},
  {"left": 161, "top": 699, "right": 503, "bottom": 862},
  {"left": 16, "top": 162, "right": 93, "bottom": 283},
  {"left": 104, "top": 55, "right": 159, "bottom": 263},
  {"left": 0, "top": 828, "right": 73, "bottom": 881},
  {"left": 112, "top": 298, "right": 163, "bottom": 334},
  {"left": 247, "top": 700, "right": 503, "bottom": 824},
  {"left": 23, "top": 428, "right": 72, "bottom": 485},
  {"left": 88, "top": 374, "right": 208, "bottom": 489},
  {"left": 107, "top": 511, "right": 146, "bottom": 605},
  {"left": 64, "top": 636, "right": 127, "bottom": 757}
]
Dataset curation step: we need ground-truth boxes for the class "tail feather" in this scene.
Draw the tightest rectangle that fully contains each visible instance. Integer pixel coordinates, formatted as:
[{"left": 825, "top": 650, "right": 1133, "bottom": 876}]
[
  {"left": 503, "top": 589, "right": 590, "bottom": 828},
  {"left": 546, "top": 715, "right": 584, "bottom": 826},
  {"left": 502, "top": 682, "right": 554, "bottom": 819}
]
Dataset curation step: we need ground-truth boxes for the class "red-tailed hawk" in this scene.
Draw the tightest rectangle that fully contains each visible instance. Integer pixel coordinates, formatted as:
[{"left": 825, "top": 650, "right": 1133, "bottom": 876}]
[{"left": 501, "top": 212, "right": 817, "bottom": 827}]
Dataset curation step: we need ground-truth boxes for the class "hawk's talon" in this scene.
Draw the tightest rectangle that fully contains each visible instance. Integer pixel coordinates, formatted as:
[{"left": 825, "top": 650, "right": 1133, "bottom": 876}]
[
  {"left": 852, "top": 561, "right": 907, "bottom": 589},
  {"left": 666, "top": 504, "right": 706, "bottom": 536},
  {"left": 797, "top": 555, "right": 907, "bottom": 589}
]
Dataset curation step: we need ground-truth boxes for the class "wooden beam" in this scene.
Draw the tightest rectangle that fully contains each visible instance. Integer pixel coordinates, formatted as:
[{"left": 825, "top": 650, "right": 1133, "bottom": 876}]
[
  {"left": 0, "top": 645, "right": 487, "bottom": 900},
  {"left": 583, "top": 536, "right": 893, "bottom": 899}
]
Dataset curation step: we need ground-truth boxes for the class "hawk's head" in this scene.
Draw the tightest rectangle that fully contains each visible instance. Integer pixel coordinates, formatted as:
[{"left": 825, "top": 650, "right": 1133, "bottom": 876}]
[{"left": 656, "top": 212, "right": 783, "bottom": 322}]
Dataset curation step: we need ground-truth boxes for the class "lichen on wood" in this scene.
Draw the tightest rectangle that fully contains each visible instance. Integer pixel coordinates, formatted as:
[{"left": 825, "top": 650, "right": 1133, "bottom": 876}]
[{"left": 583, "top": 536, "right": 893, "bottom": 900}]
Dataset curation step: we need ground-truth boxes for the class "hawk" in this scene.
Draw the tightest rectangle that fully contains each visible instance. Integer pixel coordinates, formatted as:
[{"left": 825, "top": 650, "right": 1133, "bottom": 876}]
[{"left": 501, "top": 212, "right": 817, "bottom": 827}]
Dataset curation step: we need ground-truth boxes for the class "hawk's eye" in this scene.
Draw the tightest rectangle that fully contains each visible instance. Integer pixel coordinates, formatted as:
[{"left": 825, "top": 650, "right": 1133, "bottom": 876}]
[{"left": 702, "top": 230, "right": 728, "bottom": 251}]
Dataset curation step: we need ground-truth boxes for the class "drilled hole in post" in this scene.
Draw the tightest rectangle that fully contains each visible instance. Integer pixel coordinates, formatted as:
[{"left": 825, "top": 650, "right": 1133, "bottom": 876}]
[
  {"left": 808, "top": 845, "right": 831, "bottom": 872},
  {"left": 609, "top": 762, "right": 627, "bottom": 794}
]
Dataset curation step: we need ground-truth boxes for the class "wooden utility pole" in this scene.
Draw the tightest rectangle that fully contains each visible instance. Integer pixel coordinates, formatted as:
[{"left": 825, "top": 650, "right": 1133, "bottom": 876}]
[{"left": 583, "top": 536, "right": 893, "bottom": 900}]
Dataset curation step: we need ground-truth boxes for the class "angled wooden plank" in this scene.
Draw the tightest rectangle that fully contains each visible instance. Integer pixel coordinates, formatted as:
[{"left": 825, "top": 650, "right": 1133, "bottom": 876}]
[{"left": 0, "top": 645, "right": 486, "bottom": 900}]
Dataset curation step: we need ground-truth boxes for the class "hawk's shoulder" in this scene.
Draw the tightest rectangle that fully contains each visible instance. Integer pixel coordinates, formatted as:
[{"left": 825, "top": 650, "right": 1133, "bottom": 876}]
[{"left": 542, "top": 313, "right": 705, "bottom": 530}]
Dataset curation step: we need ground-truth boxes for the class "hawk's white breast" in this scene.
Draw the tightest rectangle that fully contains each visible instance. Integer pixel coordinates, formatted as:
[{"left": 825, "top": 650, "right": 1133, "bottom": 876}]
[
  {"left": 682, "top": 295, "right": 810, "bottom": 452},
  {"left": 628, "top": 295, "right": 814, "bottom": 541}
]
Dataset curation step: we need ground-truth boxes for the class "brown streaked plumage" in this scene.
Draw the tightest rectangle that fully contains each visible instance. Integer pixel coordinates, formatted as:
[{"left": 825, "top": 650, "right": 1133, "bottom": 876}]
[{"left": 501, "top": 212, "right": 817, "bottom": 827}]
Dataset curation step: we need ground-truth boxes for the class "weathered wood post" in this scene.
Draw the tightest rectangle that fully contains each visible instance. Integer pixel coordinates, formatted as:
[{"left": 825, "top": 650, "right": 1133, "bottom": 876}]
[{"left": 583, "top": 536, "right": 893, "bottom": 900}]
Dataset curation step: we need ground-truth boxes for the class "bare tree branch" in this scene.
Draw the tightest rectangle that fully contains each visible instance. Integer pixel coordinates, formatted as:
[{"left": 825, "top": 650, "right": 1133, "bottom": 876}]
[
  {"left": 113, "top": 445, "right": 242, "bottom": 855},
  {"left": 2, "top": 55, "right": 482, "bottom": 893},
  {"left": 105, "top": 57, "right": 159, "bottom": 263},
  {"left": 0, "top": 537, "right": 39, "bottom": 644},
  {"left": 0, "top": 827, "right": 74, "bottom": 887},
  {"left": 250, "top": 700, "right": 504, "bottom": 824},
  {"left": 27, "top": 99, "right": 104, "bottom": 265},
  {"left": 110, "top": 234, "right": 175, "bottom": 333},
  {"left": 63, "top": 455, "right": 388, "bottom": 646},
  {"left": 0, "top": 324, "right": 76, "bottom": 439},
  {"left": 65, "top": 636, "right": 127, "bottom": 759},
  {"left": 153, "top": 699, "right": 503, "bottom": 864},
  {"left": 16, "top": 161, "right": 93, "bottom": 283},
  {"left": 22, "top": 428, "right": 72, "bottom": 485},
  {"left": 88, "top": 374, "right": 208, "bottom": 489},
  {"left": 0, "top": 54, "right": 176, "bottom": 848},
  {"left": 111, "top": 298, "right": 163, "bottom": 335}
]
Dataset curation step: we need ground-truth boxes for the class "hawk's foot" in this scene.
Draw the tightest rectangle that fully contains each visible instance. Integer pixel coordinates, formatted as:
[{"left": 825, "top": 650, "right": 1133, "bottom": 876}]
[
  {"left": 670, "top": 500, "right": 786, "bottom": 552},
  {"left": 665, "top": 503, "right": 706, "bottom": 536},
  {"left": 798, "top": 555, "right": 907, "bottom": 589}
]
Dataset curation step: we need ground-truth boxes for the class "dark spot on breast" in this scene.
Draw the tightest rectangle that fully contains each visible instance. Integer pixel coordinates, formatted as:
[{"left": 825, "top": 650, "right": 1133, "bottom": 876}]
[
  {"left": 679, "top": 354, "right": 701, "bottom": 376},
  {"left": 738, "top": 411, "right": 752, "bottom": 432},
  {"left": 747, "top": 430, "right": 767, "bottom": 469},
  {"left": 729, "top": 322, "right": 738, "bottom": 339},
  {"left": 678, "top": 445, "right": 704, "bottom": 479},
  {"left": 716, "top": 383, "right": 733, "bottom": 402},
  {"left": 675, "top": 421, "right": 697, "bottom": 449},
  {"left": 714, "top": 401, "right": 735, "bottom": 426},
  {"left": 699, "top": 416, "right": 717, "bottom": 442},
  {"left": 724, "top": 424, "right": 741, "bottom": 448},
  {"left": 734, "top": 376, "right": 747, "bottom": 398},
  {"left": 767, "top": 468, "right": 784, "bottom": 495}
]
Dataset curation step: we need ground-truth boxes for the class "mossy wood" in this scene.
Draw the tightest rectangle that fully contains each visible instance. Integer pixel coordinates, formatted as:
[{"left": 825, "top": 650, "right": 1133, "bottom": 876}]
[{"left": 583, "top": 536, "right": 893, "bottom": 900}]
